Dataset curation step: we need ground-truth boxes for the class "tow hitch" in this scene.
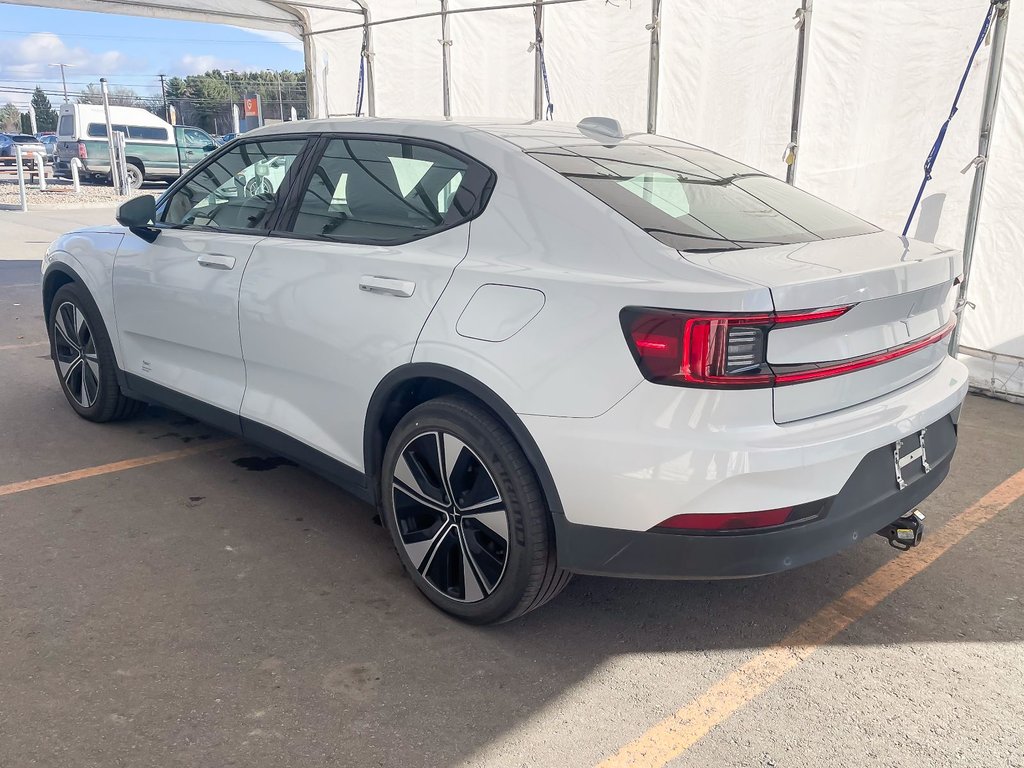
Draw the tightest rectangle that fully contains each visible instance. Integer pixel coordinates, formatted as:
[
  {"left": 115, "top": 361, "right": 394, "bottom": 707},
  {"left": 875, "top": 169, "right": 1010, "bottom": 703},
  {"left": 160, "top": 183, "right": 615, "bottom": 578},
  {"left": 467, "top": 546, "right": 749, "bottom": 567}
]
[{"left": 877, "top": 509, "right": 925, "bottom": 551}]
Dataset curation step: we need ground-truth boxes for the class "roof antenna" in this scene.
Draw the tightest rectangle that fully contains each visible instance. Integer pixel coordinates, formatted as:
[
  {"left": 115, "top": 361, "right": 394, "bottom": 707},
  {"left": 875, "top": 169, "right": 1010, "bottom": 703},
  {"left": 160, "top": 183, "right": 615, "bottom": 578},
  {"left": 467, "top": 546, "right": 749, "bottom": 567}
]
[{"left": 577, "top": 116, "right": 624, "bottom": 141}]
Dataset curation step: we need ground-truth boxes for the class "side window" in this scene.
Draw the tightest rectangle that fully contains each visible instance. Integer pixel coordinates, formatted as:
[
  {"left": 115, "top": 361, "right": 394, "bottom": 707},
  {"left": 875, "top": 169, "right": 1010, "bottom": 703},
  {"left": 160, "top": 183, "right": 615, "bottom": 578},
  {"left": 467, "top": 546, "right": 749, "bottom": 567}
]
[
  {"left": 126, "top": 125, "right": 169, "bottom": 141},
  {"left": 162, "top": 139, "right": 306, "bottom": 231},
  {"left": 57, "top": 114, "right": 74, "bottom": 137},
  {"left": 87, "top": 123, "right": 130, "bottom": 138},
  {"left": 289, "top": 138, "right": 472, "bottom": 242},
  {"left": 183, "top": 128, "right": 213, "bottom": 148}
]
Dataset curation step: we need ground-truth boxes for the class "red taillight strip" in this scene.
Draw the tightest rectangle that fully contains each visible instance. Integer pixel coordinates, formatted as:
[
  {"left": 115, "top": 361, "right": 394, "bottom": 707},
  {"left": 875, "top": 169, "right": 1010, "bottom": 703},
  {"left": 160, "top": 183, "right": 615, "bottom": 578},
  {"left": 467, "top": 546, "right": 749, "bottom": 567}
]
[
  {"left": 773, "top": 316, "right": 957, "bottom": 385},
  {"left": 774, "top": 305, "right": 854, "bottom": 324}
]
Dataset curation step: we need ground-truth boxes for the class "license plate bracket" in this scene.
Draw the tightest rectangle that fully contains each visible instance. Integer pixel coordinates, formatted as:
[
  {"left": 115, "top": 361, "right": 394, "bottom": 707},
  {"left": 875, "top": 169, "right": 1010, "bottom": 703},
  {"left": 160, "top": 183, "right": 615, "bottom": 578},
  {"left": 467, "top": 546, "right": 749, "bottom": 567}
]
[{"left": 894, "top": 428, "right": 931, "bottom": 490}]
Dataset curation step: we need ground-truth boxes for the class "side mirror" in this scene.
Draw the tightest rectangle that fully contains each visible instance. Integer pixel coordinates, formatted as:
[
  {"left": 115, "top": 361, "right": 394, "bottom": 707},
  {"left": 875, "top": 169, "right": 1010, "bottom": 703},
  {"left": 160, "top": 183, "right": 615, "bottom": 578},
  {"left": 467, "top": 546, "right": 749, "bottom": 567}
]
[
  {"left": 117, "top": 194, "right": 155, "bottom": 227},
  {"left": 116, "top": 195, "right": 159, "bottom": 242}
]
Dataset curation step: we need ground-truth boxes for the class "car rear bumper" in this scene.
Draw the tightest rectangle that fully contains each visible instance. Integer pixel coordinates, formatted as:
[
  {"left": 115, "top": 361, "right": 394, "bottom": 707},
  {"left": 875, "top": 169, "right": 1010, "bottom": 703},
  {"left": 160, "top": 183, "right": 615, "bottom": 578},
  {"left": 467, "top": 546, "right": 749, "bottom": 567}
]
[{"left": 552, "top": 408, "right": 957, "bottom": 579}]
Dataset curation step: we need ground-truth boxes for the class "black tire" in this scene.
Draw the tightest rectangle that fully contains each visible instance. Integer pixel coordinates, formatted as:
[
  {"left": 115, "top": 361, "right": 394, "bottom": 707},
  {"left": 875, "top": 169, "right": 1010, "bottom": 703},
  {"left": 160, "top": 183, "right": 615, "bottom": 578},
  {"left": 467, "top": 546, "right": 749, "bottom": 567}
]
[
  {"left": 48, "top": 283, "right": 146, "bottom": 423},
  {"left": 381, "top": 396, "right": 570, "bottom": 624},
  {"left": 125, "top": 163, "right": 144, "bottom": 190}
]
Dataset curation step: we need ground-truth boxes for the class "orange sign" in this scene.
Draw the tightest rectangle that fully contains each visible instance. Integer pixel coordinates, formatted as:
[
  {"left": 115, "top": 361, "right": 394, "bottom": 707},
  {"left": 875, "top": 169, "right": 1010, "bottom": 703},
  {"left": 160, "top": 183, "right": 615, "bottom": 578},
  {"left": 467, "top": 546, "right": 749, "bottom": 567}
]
[{"left": 243, "top": 96, "right": 259, "bottom": 118}]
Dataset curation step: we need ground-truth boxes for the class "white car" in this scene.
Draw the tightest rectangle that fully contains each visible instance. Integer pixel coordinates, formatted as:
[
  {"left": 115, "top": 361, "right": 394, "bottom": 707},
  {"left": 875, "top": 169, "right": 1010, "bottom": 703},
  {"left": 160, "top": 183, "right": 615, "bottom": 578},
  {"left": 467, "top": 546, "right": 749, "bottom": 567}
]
[{"left": 42, "top": 117, "right": 968, "bottom": 623}]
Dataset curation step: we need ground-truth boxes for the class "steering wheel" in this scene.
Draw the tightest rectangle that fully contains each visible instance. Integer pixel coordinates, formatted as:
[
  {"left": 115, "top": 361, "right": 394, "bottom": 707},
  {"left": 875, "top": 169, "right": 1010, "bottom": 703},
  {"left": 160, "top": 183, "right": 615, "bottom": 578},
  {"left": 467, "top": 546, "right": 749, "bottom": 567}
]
[{"left": 244, "top": 175, "right": 274, "bottom": 197}]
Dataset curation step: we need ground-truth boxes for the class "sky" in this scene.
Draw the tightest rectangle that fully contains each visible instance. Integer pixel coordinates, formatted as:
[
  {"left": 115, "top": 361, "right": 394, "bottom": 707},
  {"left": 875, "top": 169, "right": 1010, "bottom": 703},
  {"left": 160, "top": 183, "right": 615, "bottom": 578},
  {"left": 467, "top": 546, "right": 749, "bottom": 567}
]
[{"left": 0, "top": 3, "right": 304, "bottom": 109}]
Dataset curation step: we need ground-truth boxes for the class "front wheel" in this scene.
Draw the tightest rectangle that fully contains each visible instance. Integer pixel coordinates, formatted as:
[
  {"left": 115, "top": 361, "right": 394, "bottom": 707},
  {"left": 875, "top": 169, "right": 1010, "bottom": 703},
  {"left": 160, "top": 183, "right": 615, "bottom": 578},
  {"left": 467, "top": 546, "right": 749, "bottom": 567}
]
[
  {"left": 49, "top": 283, "right": 146, "bottom": 422},
  {"left": 381, "top": 396, "right": 570, "bottom": 624}
]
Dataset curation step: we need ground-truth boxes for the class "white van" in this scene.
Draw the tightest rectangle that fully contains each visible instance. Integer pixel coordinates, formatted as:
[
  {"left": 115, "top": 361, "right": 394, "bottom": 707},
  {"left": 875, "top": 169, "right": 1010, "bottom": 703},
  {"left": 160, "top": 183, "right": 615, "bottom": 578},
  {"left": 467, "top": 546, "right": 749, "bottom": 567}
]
[{"left": 55, "top": 103, "right": 217, "bottom": 188}]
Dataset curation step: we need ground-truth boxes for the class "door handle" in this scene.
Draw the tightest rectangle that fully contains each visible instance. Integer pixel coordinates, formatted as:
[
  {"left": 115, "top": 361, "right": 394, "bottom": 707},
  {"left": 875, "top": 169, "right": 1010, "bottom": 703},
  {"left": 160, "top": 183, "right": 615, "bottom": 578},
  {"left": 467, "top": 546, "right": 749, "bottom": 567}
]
[
  {"left": 359, "top": 276, "right": 415, "bottom": 298},
  {"left": 197, "top": 253, "right": 236, "bottom": 270}
]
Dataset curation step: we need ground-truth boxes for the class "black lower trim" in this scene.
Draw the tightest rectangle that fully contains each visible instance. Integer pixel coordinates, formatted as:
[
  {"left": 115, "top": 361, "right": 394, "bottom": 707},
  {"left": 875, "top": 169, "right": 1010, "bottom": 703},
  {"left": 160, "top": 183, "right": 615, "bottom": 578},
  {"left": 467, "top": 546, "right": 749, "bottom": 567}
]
[
  {"left": 553, "top": 410, "right": 959, "bottom": 579},
  {"left": 123, "top": 373, "right": 241, "bottom": 434},
  {"left": 240, "top": 417, "right": 371, "bottom": 502},
  {"left": 122, "top": 373, "right": 372, "bottom": 503}
]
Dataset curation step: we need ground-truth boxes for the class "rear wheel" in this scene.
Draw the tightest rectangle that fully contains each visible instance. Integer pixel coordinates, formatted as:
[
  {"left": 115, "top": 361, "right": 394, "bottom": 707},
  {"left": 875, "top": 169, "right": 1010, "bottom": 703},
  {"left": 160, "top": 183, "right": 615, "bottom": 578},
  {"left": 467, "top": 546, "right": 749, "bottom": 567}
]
[
  {"left": 381, "top": 396, "right": 570, "bottom": 623},
  {"left": 125, "top": 162, "right": 144, "bottom": 190},
  {"left": 49, "top": 283, "right": 146, "bottom": 422}
]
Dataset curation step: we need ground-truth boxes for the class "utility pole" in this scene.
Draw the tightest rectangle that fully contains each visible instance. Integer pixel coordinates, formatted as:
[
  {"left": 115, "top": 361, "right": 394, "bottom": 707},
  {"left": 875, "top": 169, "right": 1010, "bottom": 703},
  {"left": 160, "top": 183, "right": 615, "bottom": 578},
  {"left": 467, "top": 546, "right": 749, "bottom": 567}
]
[
  {"left": 49, "top": 62, "right": 74, "bottom": 102},
  {"left": 277, "top": 74, "right": 284, "bottom": 121},
  {"left": 158, "top": 74, "right": 169, "bottom": 123}
]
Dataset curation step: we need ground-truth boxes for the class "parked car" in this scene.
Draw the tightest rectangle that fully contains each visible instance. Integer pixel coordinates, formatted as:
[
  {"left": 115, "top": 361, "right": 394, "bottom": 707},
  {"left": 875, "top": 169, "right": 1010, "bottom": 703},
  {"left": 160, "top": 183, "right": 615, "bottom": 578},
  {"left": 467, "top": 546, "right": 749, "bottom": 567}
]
[
  {"left": 41, "top": 117, "right": 968, "bottom": 623},
  {"left": 219, "top": 132, "right": 242, "bottom": 144},
  {"left": 0, "top": 133, "right": 47, "bottom": 165},
  {"left": 53, "top": 103, "right": 217, "bottom": 189},
  {"left": 39, "top": 134, "right": 59, "bottom": 161}
]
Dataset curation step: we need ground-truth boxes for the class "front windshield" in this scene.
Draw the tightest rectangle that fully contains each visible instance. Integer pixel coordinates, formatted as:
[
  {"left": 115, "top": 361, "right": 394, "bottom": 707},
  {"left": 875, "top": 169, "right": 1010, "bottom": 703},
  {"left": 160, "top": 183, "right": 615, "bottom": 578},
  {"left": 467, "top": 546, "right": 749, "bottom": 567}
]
[{"left": 529, "top": 144, "right": 878, "bottom": 253}]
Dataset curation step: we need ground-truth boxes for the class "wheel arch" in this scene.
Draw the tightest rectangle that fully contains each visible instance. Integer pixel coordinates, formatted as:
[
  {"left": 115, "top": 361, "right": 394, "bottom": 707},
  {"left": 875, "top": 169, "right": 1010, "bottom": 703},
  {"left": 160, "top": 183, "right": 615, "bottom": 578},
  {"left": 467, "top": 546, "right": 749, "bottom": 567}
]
[
  {"left": 42, "top": 261, "right": 83, "bottom": 327},
  {"left": 364, "top": 363, "right": 564, "bottom": 518}
]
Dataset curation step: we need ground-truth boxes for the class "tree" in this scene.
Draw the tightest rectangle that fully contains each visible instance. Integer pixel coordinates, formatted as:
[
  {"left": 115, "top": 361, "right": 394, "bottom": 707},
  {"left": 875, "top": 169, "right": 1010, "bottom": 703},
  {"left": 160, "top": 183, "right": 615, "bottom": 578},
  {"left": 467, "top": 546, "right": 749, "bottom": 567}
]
[
  {"left": 0, "top": 102, "right": 20, "bottom": 132},
  {"left": 164, "top": 69, "right": 307, "bottom": 131},
  {"left": 78, "top": 83, "right": 145, "bottom": 108},
  {"left": 31, "top": 87, "right": 57, "bottom": 132}
]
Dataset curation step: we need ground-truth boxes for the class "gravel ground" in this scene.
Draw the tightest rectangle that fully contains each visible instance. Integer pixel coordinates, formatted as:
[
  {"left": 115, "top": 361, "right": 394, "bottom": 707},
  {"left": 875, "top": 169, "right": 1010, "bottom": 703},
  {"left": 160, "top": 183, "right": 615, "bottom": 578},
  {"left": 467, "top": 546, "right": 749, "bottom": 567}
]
[{"left": 0, "top": 176, "right": 149, "bottom": 210}]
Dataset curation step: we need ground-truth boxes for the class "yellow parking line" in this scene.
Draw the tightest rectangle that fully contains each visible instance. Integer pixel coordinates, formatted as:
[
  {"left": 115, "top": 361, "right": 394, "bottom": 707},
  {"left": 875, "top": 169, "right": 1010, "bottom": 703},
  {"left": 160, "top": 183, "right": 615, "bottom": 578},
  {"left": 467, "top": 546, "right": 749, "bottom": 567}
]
[
  {"left": 0, "top": 439, "right": 239, "bottom": 498},
  {"left": 0, "top": 340, "right": 48, "bottom": 352},
  {"left": 598, "top": 466, "right": 1024, "bottom": 768}
]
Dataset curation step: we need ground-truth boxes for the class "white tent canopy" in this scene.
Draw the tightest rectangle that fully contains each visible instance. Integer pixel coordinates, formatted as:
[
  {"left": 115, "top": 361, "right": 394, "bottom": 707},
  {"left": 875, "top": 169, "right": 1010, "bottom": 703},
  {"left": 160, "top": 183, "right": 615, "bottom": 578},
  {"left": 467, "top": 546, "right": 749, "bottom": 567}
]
[{"left": 5, "top": 0, "right": 1022, "bottom": 400}]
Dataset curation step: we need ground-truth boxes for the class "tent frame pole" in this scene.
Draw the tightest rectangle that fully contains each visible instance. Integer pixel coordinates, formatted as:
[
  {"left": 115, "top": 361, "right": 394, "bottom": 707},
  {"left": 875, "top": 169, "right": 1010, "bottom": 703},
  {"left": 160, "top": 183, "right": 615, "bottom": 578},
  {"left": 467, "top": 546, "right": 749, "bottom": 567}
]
[
  {"left": 441, "top": 0, "right": 452, "bottom": 119},
  {"left": 533, "top": 0, "right": 544, "bottom": 121},
  {"left": 646, "top": 0, "right": 661, "bottom": 134},
  {"left": 952, "top": 0, "right": 1011, "bottom": 354},
  {"left": 361, "top": 4, "right": 377, "bottom": 117},
  {"left": 786, "top": 0, "right": 812, "bottom": 184},
  {"left": 302, "top": 29, "right": 318, "bottom": 118}
]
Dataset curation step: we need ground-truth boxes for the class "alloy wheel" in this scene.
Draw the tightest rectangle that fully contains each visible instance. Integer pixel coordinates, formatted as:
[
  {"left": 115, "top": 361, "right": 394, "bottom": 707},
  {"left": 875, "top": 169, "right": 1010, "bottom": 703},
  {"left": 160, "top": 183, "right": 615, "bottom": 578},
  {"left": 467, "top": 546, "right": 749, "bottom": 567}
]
[
  {"left": 392, "top": 431, "right": 510, "bottom": 603},
  {"left": 52, "top": 301, "right": 100, "bottom": 408}
]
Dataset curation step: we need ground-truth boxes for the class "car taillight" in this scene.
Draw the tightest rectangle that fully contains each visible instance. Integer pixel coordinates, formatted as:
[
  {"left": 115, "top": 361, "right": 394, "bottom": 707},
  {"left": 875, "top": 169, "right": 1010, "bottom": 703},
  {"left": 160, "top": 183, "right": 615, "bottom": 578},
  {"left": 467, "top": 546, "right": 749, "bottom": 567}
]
[
  {"left": 622, "top": 305, "right": 854, "bottom": 389},
  {"left": 77, "top": 142, "right": 87, "bottom": 159},
  {"left": 623, "top": 305, "right": 956, "bottom": 389}
]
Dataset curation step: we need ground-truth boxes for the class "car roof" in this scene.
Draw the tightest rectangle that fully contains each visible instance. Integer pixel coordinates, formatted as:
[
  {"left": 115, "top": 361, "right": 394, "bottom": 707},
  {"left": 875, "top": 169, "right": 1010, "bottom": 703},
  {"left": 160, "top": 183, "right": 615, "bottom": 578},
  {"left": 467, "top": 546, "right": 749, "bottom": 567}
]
[{"left": 245, "top": 117, "right": 699, "bottom": 152}]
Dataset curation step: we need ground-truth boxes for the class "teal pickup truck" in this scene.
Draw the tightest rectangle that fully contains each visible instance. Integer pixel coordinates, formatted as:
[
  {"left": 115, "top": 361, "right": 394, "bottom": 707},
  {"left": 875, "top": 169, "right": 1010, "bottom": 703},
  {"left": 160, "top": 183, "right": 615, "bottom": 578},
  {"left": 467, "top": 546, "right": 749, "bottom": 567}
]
[{"left": 54, "top": 103, "right": 218, "bottom": 189}]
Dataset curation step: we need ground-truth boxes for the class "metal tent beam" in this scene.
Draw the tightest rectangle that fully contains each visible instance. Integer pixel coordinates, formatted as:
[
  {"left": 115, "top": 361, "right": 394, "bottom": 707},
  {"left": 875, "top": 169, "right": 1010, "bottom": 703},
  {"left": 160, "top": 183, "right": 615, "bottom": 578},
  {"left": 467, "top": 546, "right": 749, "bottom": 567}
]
[
  {"left": 532, "top": 0, "right": 544, "bottom": 121},
  {"left": 786, "top": 0, "right": 813, "bottom": 184},
  {"left": 952, "top": 0, "right": 1012, "bottom": 353},
  {"left": 306, "top": 0, "right": 589, "bottom": 39},
  {"left": 646, "top": 0, "right": 661, "bottom": 133},
  {"left": 441, "top": 0, "right": 452, "bottom": 119}
]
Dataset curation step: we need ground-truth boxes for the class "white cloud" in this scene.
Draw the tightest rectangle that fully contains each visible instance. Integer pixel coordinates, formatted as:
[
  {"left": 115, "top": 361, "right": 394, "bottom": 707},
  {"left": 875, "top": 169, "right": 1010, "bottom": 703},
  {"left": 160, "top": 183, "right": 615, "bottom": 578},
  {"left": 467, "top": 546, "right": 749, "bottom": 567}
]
[
  {"left": 229, "top": 27, "right": 303, "bottom": 53},
  {"left": 0, "top": 33, "right": 139, "bottom": 82},
  {"left": 176, "top": 53, "right": 243, "bottom": 76}
]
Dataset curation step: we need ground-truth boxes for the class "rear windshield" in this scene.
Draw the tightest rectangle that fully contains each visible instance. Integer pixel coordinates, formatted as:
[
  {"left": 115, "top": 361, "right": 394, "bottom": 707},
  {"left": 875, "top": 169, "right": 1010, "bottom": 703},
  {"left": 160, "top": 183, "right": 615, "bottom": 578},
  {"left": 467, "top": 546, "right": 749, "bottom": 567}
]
[
  {"left": 58, "top": 114, "right": 74, "bottom": 137},
  {"left": 87, "top": 123, "right": 169, "bottom": 141},
  {"left": 528, "top": 144, "right": 878, "bottom": 252},
  {"left": 12, "top": 135, "right": 38, "bottom": 143}
]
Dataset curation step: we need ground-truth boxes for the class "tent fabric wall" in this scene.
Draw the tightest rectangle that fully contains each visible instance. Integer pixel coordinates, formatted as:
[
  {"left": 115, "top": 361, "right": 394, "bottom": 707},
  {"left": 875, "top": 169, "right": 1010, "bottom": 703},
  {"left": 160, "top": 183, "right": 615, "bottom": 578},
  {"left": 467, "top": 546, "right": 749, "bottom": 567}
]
[
  {"left": 959, "top": 6, "right": 1024, "bottom": 400},
  {"left": 0, "top": 0, "right": 1020, "bottom": 399},
  {"left": 658, "top": 0, "right": 795, "bottom": 179}
]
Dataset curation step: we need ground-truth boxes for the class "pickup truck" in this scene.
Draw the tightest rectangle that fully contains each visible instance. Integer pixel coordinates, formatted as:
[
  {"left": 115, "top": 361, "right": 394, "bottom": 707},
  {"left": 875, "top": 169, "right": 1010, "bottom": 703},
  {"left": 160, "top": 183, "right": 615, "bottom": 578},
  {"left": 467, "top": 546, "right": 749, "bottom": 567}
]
[{"left": 54, "top": 104, "right": 218, "bottom": 189}]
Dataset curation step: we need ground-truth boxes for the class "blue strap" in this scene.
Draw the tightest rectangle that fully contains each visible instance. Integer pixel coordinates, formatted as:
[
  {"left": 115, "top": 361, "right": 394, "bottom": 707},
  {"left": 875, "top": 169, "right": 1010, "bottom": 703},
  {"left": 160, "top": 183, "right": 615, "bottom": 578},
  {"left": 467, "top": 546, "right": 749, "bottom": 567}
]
[
  {"left": 903, "top": 2, "right": 997, "bottom": 236},
  {"left": 534, "top": 16, "right": 554, "bottom": 119},
  {"left": 355, "top": 51, "right": 365, "bottom": 116},
  {"left": 538, "top": 39, "right": 554, "bottom": 119}
]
